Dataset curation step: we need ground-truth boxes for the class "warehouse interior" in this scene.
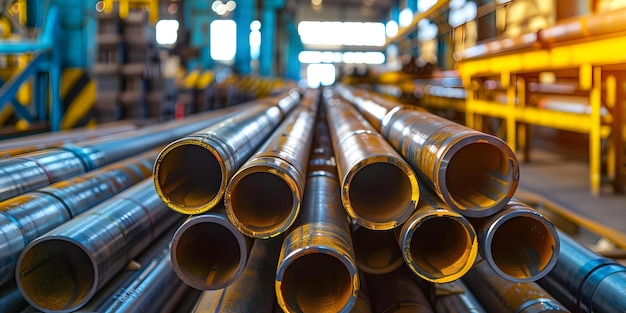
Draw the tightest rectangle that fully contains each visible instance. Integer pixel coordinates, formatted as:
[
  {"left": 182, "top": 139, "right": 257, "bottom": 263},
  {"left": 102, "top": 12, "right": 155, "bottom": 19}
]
[{"left": 0, "top": 0, "right": 625, "bottom": 312}]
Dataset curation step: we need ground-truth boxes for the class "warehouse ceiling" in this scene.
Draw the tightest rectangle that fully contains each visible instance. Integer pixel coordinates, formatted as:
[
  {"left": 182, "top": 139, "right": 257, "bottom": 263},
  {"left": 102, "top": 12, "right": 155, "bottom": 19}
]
[{"left": 293, "top": 0, "right": 395, "bottom": 22}]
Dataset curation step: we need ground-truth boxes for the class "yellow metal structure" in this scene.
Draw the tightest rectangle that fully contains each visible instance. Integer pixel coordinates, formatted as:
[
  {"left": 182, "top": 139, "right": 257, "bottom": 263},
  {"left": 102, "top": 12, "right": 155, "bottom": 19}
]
[{"left": 103, "top": 0, "right": 158, "bottom": 23}]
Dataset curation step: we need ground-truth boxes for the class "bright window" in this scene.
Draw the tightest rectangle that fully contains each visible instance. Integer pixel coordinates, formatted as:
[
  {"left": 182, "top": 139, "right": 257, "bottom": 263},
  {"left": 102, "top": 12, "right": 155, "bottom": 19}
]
[
  {"left": 306, "top": 63, "right": 336, "bottom": 88},
  {"left": 298, "top": 21, "right": 385, "bottom": 46},
  {"left": 156, "top": 20, "right": 179, "bottom": 46},
  {"left": 210, "top": 20, "right": 237, "bottom": 61}
]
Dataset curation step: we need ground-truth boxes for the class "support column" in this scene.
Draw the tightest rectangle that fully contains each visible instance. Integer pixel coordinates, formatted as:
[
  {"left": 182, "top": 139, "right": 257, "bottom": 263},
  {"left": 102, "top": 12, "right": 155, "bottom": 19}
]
[
  {"left": 188, "top": 0, "right": 213, "bottom": 70},
  {"left": 260, "top": 0, "right": 285, "bottom": 77},
  {"left": 234, "top": 0, "right": 254, "bottom": 75},
  {"left": 283, "top": 15, "right": 301, "bottom": 81}
]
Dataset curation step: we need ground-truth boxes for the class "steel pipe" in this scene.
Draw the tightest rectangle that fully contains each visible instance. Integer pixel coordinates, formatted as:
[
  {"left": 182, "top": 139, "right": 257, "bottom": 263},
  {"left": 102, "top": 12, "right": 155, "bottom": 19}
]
[
  {"left": 275, "top": 112, "right": 359, "bottom": 313},
  {"left": 0, "top": 103, "right": 252, "bottom": 202},
  {"left": 472, "top": 199, "right": 560, "bottom": 283},
  {"left": 352, "top": 225, "right": 404, "bottom": 275},
  {"left": 538, "top": 231, "right": 626, "bottom": 313},
  {"left": 463, "top": 259, "right": 568, "bottom": 313},
  {"left": 225, "top": 90, "right": 318, "bottom": 238},
  {"left": 431, "top": 280, "right": 486, "bottom": 313},
  {"left": 0, "top": 150, "right": 156, "bottom": 286},
  {"left": 16, "top": 179, "right": 181, "bottom": 313},
  {"left": 191, "top": 236, "right": 282, "bottom": 313},
  {"left": 363, "top": 265, "right": 434, "bottom": 313},
  {"left": 0, "top": 281, "right": 27, "bottom": 313},
  {"left": 351, "top": 272, "right": 373, "bottom": 313},
  {"left": 323, "top": 90, "right": 419, "bottom": 230},
  {"left": 337, "top": 85, "right": 519, "bottom": 218},
  {"left": 398, "top": 190, "right": 478, "bottom": 283},
  {"left": 170, "top": 208, "right": 253, "bottom": 290},
  {"left": 154, "top": 89, "right": 302, "bottom": 215}
]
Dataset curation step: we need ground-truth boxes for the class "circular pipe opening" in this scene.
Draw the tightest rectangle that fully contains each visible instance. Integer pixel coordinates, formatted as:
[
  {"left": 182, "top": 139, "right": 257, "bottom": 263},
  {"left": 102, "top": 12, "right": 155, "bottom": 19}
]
[
  {"left": 171, "top": 221, "right": 245, "bottom": 290},
  {"left": 352, "top": 227, "right": 403, "bottom": 274},
  {"left": 228, "top": 171, "right": 295, "bottom": 237},
  {"left": 348, "top": 162, "right": 416, "bottom": 227},
  {"left": 445, "top": 142, "right": 516, "bottom": 214},
  {"left": 489, "top": 216, "right": 557, "bottom": 281},
  {"left": 17, "top": 239, "right": 95, "bottom": 312},
  {"left": 280, "top": 254, "right": 354, "bottom": 313},
  {"left": 155, "top": 143, "right": 223, "bottom": 214},
  {"left": 407, "top": 217, "right": 474, "bottom": 282}
]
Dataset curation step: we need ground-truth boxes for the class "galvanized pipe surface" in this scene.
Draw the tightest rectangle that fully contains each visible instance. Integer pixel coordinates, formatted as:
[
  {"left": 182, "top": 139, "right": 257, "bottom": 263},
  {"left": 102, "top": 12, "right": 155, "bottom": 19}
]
[
  {"left": 170, "top": 208, "right": 253, "bottom": 290},
  {"left": 431, "top": 280, "right": 486, "bottom": 313},
  {"left": 337, "top": 85, "right": 519, "bottom": 218},
  {"left": 472, "top": 199, "right": 560, "bottom": 283},
  {"left": 0, "top": 281, "right": 27, "bottom": 313},
  {"left": 192, "top": 236, "right": 282, "bottom": 313},
  {"left": 0, "top": 150, "right": 156, "bottom": 285},
  {"left": 323, "top": 91, "right": 419, "bottom": 230},
  {"left": 225, "top": 90, "right": 318, "bottom": 238},
  {"left": 364, "top": 265, "right": 434, "bottom": 313},
  {"left": 352, "top": 225, "right": 404, "bottom": 275},
  {"left": 0, "top": 103, "right": 252, "bottom": 202},
  {"left": 398, "top": 190, "right": 478, "bottom": 283},
  {"left": 154, "top": 89, "right": 302, "bottom": 215},
  {"left": 538, "top": 231, "right": 626, "bottom": 313},
  {"left": 463, "top": 259, "right": 569, "bottom": 313},
  {"left": 16, "top": 179, "right": 181, "bottom": 313},
  {"left": 275, "top": 110, "right": 359, "bottom": 313}
]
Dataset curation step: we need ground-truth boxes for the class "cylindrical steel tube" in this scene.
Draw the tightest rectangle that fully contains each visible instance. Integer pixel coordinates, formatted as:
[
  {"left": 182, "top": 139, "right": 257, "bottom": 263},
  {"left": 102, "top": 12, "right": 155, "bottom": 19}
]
[
  {"left": 472, "top": 199, "right": 560, "bottom": 283},
  {"left": 431, "top": 280, "right": 486, "bottom": 313},
  {"left": 364, "top": 265, "right": 434, "bottom": 313},
  {"left": 352, "top": 225, "right": 404, "bottom": 275},
  {"left": 538, "top": 231, "right": 626, "bottom": 313},
  {"left": 154, "top": 89, "right": 302, "bottom": 215},
  {"left": 398, "top": 190, "right": 478, "bottom": 283},
  {"left": 352, "top": 272, "right": 373, "bottom": 313},
  {"left": 225, "top": 90, "right": 318, "bottom": 238},
  {"left": 323, "top": 91, "right": 419, "bottom": 230},
  {"left": 275, "top": 112, "right": 359, "bottom": 313},
  {"left": 16, "top": 179, "right": 181, "bottom": 313},
  {"left": 170, "top": 208, "right": 253, "bottom": 290},
  {"left": 0, "top": 103, "right": 251, "bottom": 202},
  {"left": 0, "top": 281, "right": 27, "bottom": 313},
  {"left": 337, "top": 85, "right": 519, "bottom": 218},
  {"left": 0, "top": 150, "right": 156, "bottom": 285},
  {"left": 463, "top": 259, "right": 569, "bottom": 313},
  {"left": 191, "top": 236, "right": 282, "bottom": 313}
]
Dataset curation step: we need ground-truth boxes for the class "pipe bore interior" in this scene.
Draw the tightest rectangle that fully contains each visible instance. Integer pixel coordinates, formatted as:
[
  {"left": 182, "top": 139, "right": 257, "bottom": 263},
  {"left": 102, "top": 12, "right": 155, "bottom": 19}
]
[
  {"left": 173, "top": 222, "right": 242, "bottom": 289},
  {"left": 352, "top": 226, "right": 403, "bottom": 274},
  {"left": 445, "top": 142, "right": 515, "bottom": 211},
  {"left": 156, "top": 144, "right": 222, "bottom": 210},
  {"left": 348, "top": 162, "right": 414, "bottom": 224},
  {"left": 408, "top": 217, "right": 473, "bottom": 280},
  {"left": 230, "top": 172, "right": 294, "bottom": 232},
  {"left": 18, "top": 240, "right": 94, "bottom": 312},
  {"left": 280, "top": 254, "right": 353, "bottom": 313},
  {"left": 490, "top": 216, "right": 557, "bottom": 280}
]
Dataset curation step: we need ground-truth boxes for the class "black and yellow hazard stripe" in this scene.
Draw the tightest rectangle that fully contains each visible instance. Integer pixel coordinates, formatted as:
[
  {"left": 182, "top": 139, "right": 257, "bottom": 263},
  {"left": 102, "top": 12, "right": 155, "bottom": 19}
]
[{"left": 60, "top": 69, "right": 97, "bottom": 129}]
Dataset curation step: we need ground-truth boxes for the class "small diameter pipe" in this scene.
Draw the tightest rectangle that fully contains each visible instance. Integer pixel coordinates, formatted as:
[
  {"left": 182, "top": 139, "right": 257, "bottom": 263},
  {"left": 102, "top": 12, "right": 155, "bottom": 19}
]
[
  {"left": 351, "top": 225, "right": 404, "bottom": 275},
  {"left": 364, "top": 265, "right": 434, "bottom": 313},
  {"left": 431, "top": 280, "right": 486, "bottom": 313}
]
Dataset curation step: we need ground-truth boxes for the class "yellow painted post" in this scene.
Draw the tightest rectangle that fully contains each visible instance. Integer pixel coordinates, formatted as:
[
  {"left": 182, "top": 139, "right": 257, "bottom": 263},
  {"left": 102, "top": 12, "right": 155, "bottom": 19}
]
[
  {"left": 148, "top": 0, "right": 158, "bottom": 24},
  {"left": 119, "top": 0, "right": 129, "bottom": 19},
  {"left": 517, "top": 77, "right": 528, "bottom": 161},
  {"left": 465, "top": 79, "right": 476, "bottom": 128},
  {"left": 606, "top": 75, "right": 616, "bottom": 181},
  {"left": 590, "top": 67, "right": 602, "bottom": 196},
  {"left": 580, "top": 63, "right": 593, "bottom": 90},
  {"left": 506, "top": 72, "right": 517, "bottom": 151}
]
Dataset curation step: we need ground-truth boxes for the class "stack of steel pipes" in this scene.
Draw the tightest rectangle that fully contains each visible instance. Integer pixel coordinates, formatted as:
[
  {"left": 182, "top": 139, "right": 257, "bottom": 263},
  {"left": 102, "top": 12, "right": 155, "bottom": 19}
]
[{"left": 2, "top": 85, "right": 625, "bottom": 313}]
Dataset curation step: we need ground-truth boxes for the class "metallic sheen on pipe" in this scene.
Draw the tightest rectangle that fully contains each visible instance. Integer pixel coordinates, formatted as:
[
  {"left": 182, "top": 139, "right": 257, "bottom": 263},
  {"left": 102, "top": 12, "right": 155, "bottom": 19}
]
[
  {"left": 336, "top": 85, "right": 519, "bottom": 218},
  {"left": 351, "top": 225, "right": 404, "bottom": 275},
  {"left": 154, "top": 89, "right": 302, "bottom": 215},
  {"left": 275, "top": 111, "right": 359, "bottom": 313},
  {"left": 0, "top": 104, "right": 251, "bottom": 202},
  {"left": 225, "top": 90, "right": 318, "bottom": 238},
  {"left": 192, "top": 236, "right": 282, "bottom": 313},
  {"left": 463, "top": 259, "right": 569, "bottom": 313},
  {"left": 170, "top": 208, "right": 253, "bottom": 290},
  {"left": 364, "top": 265, "right": 434, "bottom": 313},
  {"left": 398, "top": 190, "right": 478, "bottom": 283},
  {"left": 538, "top": 231, "right": 626, "bottom": 313},
  {"left": 323, "top": 90, "right": 419, "bottom": 230},
  {"left": 0, "top": 150, "right": 156, "bottom": 286},
  {"left": 472, "top": 199, "right": 559, "bottom": 283},
  {"left": 16, "top": 179, "right": 181, "bottom": 313},
  {"left": 431, "top": 281, "right": 486, "bottom": 313}
]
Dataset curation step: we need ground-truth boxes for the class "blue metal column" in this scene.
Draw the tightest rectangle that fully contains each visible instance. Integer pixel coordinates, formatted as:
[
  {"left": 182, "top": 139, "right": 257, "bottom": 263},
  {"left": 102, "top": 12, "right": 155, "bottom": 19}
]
[
  {"left": 51, "top": 0, "right": 97, "bottom": 68},
  {"left": 234, "top": 0, "right": 254, "bottom": 75},
  {"left": 188, "top": 0, "right": 213, "bottom": 70},
  {"left": 260, "top": 0, "right": 285, "bottom": 76},
  {"left": 283, "top": 16, "right": 301, "bottom": 81}
]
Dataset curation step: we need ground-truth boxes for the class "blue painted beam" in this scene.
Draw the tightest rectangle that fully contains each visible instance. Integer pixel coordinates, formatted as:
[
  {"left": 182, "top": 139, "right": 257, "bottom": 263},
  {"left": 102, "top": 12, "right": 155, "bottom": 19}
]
[
  {"left": 260, "top": 0, "right": 285, "bottom": 76},
  {"left": 234, "top": 0, "right": 254, "bottom": 75}
]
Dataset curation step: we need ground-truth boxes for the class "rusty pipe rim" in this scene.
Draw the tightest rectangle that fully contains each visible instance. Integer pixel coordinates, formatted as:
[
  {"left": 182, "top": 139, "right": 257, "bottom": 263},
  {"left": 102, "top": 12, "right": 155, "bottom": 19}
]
[
  {"left": 438, "top": 134, "right": 519, "bottom": 218},
  {"left": 482, "top": 209, "right": 559, "bottom": 283},
  {"left": 342, "top": 155, "right": 419, "bottom": 230},
  {"left": 400, "top": 210, "right": 478, "bottom": 283}
]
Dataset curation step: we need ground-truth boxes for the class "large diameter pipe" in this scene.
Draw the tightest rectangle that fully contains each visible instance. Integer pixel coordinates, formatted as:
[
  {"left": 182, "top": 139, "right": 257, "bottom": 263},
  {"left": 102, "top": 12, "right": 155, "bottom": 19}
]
[
  {"left": 538, "top": 231, "right": 626, "bottom": 313},
  {"left": 463, "top": 259, "right": 569, "bottom": 313},
  {"left": 398, "top": 190, "right": 478, "bottom": 283},
  {"left": 275, "top": 112, "right": 359, "bottom": 313},
  {"left": 170, "top": 208, "right": 253, "bottom": 290},
  {"left": 323, "top": 91, "right": 419, "bottom": 230},
  {"left": 431, "top": 280, "right": 486, "bottom": 313},
  {"left": 364, "top": 265, "right": 434, "bottom": 313},
  {"left": 0, "top": 150, "right": 156, "bottom": 285},
  {"left": 191, "top": 236, "right": 282, "bottom": 313},
  {"left": 472, "top": 199, "right": 560, "bottom": 283},
  {"left": 154, "top": 89, "right": 302, "bottom": 215},
  {"left": 337, "top": 86, "right": 519, "bottom": 218},
  {"left": 225, "top": 90, "right": 318, "bottom": 238},
  {"left": 0, "top": 102, "right": 252, "bottom": 202},
  {"left": 16, "top": 179, "right": 181, "bottom": 313},
  {"left": 0, "top": 281, "right": 27, "bottom": 313}
]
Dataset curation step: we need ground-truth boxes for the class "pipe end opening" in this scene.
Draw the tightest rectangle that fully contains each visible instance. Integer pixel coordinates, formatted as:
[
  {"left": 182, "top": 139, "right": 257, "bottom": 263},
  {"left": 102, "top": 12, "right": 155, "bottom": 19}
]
[{"left": 352, "top": 227, "right": 403, "bottom": 274}]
